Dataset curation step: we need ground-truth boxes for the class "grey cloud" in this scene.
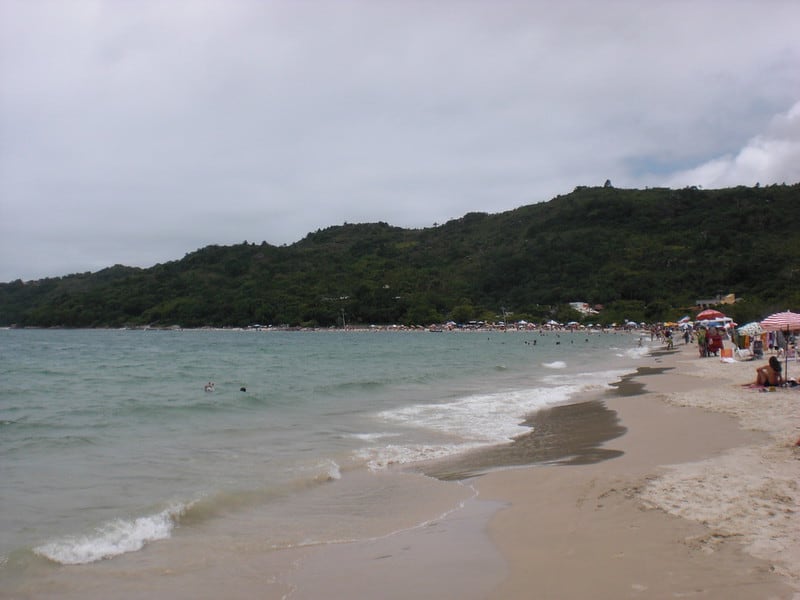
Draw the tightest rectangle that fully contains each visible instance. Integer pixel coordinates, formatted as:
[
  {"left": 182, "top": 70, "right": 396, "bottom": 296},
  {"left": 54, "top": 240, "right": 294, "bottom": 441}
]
[
  {"left": 664, "top": 102, "right": 800, "bottom": 189},
  {"left": 1, "top": 1, "right": 799, "bottom": 281}
]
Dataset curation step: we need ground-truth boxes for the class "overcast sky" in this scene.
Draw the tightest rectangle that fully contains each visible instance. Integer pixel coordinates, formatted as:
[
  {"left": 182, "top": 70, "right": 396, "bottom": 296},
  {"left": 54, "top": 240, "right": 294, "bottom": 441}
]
[{"left": 1, "top": 1, "right": 799, "bottom": 282}]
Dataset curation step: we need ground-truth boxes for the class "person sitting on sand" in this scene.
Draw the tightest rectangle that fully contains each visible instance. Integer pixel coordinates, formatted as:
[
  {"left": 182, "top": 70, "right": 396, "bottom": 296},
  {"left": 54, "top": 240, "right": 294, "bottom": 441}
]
[{"left": 755, "top": 356, "right": 783, "bottom": 387}]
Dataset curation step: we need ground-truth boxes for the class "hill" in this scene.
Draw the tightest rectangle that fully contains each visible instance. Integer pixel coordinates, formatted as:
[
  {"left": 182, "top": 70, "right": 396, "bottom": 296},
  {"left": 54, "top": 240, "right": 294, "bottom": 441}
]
[{"left": 2, "top": 184, "right": 799, "bottom": 328}]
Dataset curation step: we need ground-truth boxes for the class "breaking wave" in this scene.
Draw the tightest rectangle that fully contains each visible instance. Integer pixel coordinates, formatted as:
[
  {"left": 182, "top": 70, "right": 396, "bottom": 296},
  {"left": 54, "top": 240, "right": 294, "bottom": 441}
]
[{"left": 34, "top": 503, "right": 189, "bottom": 565}]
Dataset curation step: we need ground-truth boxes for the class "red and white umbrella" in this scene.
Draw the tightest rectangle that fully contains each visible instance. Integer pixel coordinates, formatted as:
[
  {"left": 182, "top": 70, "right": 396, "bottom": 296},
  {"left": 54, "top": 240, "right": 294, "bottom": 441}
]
[
  {"left": 697, "top": 308, "right": 725, "bottom": 320},
  {"left": 760, "top": 310, "right": 800, "bottom": 332},
  {"left": 760, "top": 310, "right": 800, "bottom": 383}
]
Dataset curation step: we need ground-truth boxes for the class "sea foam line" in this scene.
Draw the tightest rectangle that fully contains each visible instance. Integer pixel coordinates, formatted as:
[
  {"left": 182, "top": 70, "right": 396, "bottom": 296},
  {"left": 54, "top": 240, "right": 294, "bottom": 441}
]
[
  {"left": 33, "top": 503, "right": 189, "bottom": 565},
  {"left": 363, "top": 365, "right": 640, "bottom": 470}
]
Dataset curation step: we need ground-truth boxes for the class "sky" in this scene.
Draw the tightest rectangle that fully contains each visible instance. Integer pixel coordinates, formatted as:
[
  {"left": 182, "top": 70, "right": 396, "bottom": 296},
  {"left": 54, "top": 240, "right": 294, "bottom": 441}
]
[{"left": 1, "top": 1, "right": 799, "bottom": 282}]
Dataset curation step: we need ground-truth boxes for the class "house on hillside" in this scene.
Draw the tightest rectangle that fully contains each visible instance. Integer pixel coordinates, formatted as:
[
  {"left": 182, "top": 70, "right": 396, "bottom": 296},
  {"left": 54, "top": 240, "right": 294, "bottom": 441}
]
[
  {"left": 569, "top": 302, "right": 600, "bottom": 316},
  {"left": 695, "top": 293, "right": 736, "bottom": 308}
]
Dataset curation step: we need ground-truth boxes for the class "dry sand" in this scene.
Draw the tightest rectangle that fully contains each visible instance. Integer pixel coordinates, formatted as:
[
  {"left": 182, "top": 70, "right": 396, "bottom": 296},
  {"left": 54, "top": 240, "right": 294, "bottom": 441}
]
[
  {"left": 479, "top": 343, "right": 799, "bottom": 599},
  {"left": 288, "top": 342, "right": 799, "bottom": 599}
]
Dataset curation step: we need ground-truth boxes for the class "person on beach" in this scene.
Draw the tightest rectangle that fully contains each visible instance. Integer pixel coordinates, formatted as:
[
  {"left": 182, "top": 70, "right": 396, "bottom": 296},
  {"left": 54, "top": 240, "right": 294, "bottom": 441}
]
[
  {"left": 707, "top": 327, "right": 723, "bottom": 356},
  {"left": 696, "top": 327, "right": 707, "bottom": 357},
  {"left": 755, "top": 356, "right": 783, "bottom": 387}
]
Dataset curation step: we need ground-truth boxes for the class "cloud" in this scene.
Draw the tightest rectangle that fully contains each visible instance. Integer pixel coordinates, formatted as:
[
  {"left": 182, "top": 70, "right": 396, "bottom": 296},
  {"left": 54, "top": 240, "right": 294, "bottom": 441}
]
[
  {"left": 662, "top": 102, "right": 800, "bottom": 189},
  {"left": 1, "top": 1, "right": 799, "bottom": 281}
]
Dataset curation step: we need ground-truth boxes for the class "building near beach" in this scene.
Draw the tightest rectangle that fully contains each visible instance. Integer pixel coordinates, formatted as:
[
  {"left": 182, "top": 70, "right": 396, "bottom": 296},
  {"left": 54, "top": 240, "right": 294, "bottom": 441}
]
[
  {"left": 569, "top": 302, "right": 600, "bottom": 316},
  {"left": 695, "top": 293, "right": 736, "bottom": 308}
]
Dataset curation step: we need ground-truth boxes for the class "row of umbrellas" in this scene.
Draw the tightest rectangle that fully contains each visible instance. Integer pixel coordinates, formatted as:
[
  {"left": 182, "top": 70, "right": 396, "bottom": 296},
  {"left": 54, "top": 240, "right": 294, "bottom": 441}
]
[
  {"left": 708, "top": 309, "right": 800, "bottom": 378},
  {"left": 736, "top": 311, "right": 800, "bottom": 337},
  {"left": 695, "top": 308, "right": 800, "bottom": 337}
]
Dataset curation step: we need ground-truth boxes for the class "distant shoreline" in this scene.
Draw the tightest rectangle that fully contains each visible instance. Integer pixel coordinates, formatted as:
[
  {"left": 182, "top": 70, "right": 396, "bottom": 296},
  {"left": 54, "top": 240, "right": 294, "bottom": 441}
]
[{"left": 2, "top": 324, "right": 644, "bottom": 334}]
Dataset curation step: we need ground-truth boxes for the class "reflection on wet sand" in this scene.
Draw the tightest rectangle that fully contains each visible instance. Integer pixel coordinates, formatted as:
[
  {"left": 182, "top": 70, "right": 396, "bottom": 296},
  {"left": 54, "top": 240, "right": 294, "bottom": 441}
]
[{"left": 424, "top": 399, "right": 627, "bottom": 480}]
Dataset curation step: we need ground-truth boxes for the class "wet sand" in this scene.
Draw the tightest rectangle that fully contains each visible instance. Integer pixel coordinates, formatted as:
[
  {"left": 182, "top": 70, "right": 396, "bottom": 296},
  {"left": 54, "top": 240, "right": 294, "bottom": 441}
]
[{"left": 288, "top": 342, "right": 799, "bottom": 599}]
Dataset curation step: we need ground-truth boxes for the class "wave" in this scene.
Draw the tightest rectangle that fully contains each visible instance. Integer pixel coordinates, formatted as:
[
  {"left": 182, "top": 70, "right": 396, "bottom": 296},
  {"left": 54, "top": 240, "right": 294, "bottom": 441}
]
[
  {"left": 365, "top": 385, "right": 584, "bottom": 472},
  {"left": 313, "top": 378, "right": 391, "bottom": 399},
  {"left": 31, "top": 457, "right": 345, "bottom": 565},
  {"left": 316, "top": 459, "right": 341, "bottom": 481},
  {"left": 345, "top": 432, "right": 400, "bottom": 442},
  {"left": 364, "top": 361, "right": 640, "bottom": 471},
  {"left": 542, "top": 360, "right": 567, "bottom": 369},
  {"left": 625, "top": 344, "right": 652, "bottom": 359},
  {"left": 356, "top": 441, "right": 489, "bottom": 471},
  {"left": 33, "top": 503, "right": 188, "bottom": 565}
]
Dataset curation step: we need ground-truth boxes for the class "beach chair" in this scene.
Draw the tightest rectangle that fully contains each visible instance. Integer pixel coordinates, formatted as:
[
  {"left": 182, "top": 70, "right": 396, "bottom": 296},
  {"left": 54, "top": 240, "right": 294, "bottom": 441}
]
[{"left": 732, "top": 344, "right": 754, "bottom": 361}]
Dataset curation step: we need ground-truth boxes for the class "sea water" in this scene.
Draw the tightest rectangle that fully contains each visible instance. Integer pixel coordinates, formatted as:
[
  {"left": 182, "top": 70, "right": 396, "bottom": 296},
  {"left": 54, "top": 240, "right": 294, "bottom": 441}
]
[{"left": 0, "top": 328, "right": 650, "bottom": 587}]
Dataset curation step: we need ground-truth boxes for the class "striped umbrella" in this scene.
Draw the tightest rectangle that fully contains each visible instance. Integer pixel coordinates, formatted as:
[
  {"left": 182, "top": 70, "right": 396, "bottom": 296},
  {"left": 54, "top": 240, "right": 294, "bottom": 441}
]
[
  {"left": 760, "top": 311, "right": 800, "bottom": 383},
  {"left": 760, "top": 310, "right": 800, "bottom": 332}
]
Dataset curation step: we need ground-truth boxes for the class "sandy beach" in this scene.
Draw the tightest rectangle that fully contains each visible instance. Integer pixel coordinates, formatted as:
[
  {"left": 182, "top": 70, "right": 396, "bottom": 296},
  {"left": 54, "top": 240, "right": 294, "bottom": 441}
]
[
  {"left": 288, "top": 342, "right": 799, "bottom": 599},
  {"left": 5, "top": 339, "right": 798, "bottom": 600}
]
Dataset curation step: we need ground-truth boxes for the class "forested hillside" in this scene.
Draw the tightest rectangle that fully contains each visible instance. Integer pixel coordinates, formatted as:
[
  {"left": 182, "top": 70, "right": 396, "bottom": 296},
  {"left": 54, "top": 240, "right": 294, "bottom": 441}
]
[{"left": 2, "top": 184, "right": 799, "bottom": 328}]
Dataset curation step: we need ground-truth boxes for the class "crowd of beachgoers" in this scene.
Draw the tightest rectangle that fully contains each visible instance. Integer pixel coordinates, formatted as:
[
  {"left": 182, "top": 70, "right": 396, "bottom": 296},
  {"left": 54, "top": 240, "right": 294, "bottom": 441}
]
[{"left": 195, "top": 321, "right": 645, "bottom": 333}]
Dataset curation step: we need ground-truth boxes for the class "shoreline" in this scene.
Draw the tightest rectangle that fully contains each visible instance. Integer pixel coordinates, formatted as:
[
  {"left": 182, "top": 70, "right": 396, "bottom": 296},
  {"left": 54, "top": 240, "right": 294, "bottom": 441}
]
[
  {"left": 287, "top": 342, "right": 799, "bottom": 599},
  {"left": 4, "top": 339, "right": 797, "bottom": 599},
  {"left": 478, "top": 343, "right": 799, "bottom": 599}
]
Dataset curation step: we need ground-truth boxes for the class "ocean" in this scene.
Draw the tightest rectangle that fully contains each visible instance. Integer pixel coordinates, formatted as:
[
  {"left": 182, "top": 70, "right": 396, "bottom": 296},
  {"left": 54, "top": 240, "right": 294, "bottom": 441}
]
[{"left": 0, "top": 327, "right": 650, "bottom": 595}]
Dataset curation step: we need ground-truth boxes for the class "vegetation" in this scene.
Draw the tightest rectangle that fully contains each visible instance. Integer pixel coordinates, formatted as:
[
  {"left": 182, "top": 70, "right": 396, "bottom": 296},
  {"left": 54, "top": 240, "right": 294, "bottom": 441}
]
[{"left": 2, "top": 184, "right": 799, "bottom": 328}]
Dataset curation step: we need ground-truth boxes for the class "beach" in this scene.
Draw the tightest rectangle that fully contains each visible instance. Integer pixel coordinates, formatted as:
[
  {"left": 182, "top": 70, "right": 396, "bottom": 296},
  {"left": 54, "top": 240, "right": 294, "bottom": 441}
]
[
  {"left": 2, "top": 333, "right": 798, "bottom": 599},
  {"left": 287, "top": 342, "right": 799, "bottom": 599}
]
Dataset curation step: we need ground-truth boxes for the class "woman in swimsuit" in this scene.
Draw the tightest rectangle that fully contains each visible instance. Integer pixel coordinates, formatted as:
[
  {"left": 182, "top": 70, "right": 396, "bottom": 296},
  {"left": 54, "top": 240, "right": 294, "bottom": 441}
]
[{"left": 755, "top": 356, "right": 783, "bottom": 386}]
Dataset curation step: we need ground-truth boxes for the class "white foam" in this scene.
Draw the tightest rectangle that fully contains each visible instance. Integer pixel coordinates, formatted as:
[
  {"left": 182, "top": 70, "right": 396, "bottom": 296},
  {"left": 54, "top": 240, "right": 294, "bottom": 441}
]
[
  {"left": 625, "top": 345, "right": 652, "bottom": 359},
  {"left": 356, "top": 442, "right": 488, "bottom": 471},
  {"left": 378, "top": 386, "right": 577, "bottom": 444},
  {"left": 315, "top": 459, "right": 341, "bottom": 481},
  {"left": 34, "top": 503, "right": 187, "bottom": 565},
  {"left": 542, "top": 368, "right": 631, "bottom": 388},
  {"left": 543, "top": 360, "right": 567, "bottom": 369},
  {"left": 363, "top": 368, "right": 636, "bottom": 470},
  {"left": 347, "top": 432, "right": 400, "bottom": 442}
]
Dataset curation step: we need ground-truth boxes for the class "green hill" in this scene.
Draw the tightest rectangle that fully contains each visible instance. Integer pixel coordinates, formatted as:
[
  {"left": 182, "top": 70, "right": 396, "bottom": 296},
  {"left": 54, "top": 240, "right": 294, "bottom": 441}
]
[{"left": 2, "top": 184, "right": 799, "bottom": 328}]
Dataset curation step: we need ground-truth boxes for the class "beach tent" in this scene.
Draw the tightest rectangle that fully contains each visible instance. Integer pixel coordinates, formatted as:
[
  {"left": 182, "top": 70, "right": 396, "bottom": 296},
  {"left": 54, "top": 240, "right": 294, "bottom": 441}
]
[{"left": 760, "top": 310, "right": 800, "bottom": 382}]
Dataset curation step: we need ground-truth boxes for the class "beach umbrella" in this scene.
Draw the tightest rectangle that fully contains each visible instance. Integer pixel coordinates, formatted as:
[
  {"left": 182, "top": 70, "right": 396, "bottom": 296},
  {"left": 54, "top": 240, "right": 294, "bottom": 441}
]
[
  {"left": 737, "top": 321, "right": 763, "bottom": 337},
  {"left": 696, "top": 308, "right": 725, "bottom": 320},
  {"left": 760, "top": 310, "right": 800, "bottom": 332},
  {"left": 760, "top": 311, "right": 800, "bottom": 382}
]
